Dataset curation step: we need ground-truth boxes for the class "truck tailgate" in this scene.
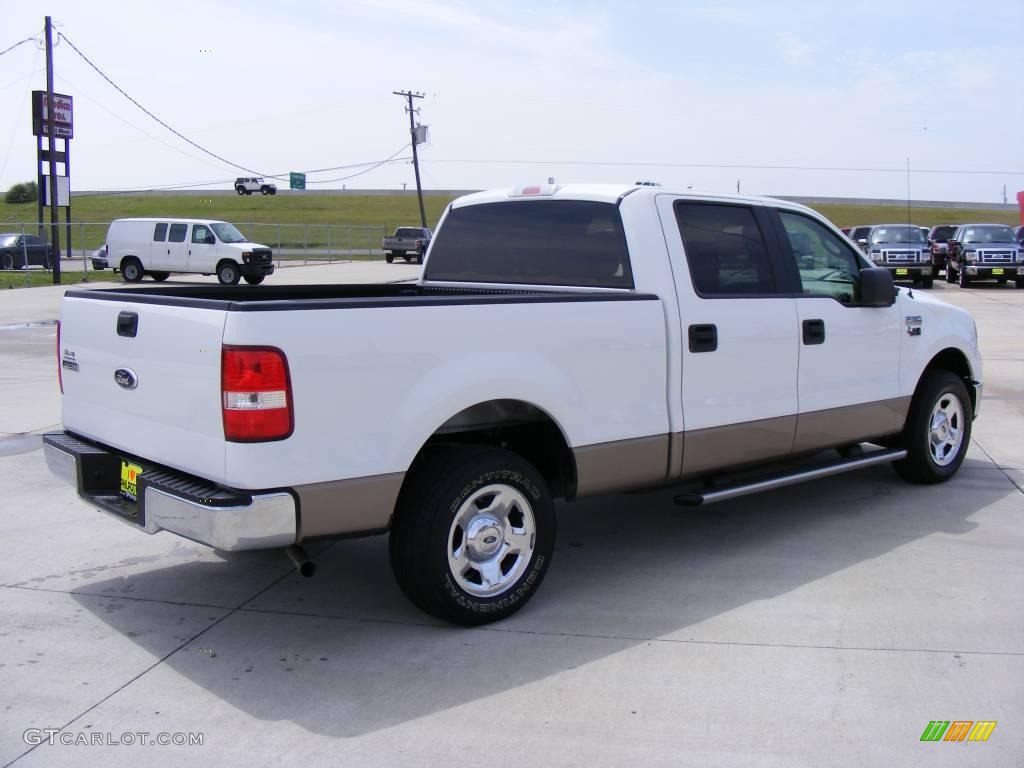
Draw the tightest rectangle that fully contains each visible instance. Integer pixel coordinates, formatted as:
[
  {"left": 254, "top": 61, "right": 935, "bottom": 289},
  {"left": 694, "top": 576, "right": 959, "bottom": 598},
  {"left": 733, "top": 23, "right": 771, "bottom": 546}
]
[{"left": 59, "top": 295, "right": 228, "bottom": 481}]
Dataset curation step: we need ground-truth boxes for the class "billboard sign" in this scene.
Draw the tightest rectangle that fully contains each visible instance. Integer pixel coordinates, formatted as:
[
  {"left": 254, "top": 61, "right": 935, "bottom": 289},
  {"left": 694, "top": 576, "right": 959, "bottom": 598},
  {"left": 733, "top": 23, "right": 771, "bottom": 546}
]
[
  {"left": 32, "top": 91, "right": 74, "bottom": 139},
  {"left": 290, "top": 172, "right": 306, "bottom": 190}
]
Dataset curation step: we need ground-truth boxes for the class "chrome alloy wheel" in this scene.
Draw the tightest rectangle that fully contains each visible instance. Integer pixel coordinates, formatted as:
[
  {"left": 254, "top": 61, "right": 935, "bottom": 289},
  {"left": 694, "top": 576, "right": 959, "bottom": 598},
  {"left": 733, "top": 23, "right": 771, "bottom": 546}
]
[
  {"left": 929, "top": 392, "right": 964, "bottom": 467},
  {"left": 447, "top": 484, "right": 536, "bottom": 598}
]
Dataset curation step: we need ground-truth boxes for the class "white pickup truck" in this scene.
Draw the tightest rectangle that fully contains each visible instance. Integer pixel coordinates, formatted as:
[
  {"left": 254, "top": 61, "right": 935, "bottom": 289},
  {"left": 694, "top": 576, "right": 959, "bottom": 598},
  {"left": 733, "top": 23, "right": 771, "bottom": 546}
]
[{"left": 44, "top": 184, "right": 982, "bottom": 625}]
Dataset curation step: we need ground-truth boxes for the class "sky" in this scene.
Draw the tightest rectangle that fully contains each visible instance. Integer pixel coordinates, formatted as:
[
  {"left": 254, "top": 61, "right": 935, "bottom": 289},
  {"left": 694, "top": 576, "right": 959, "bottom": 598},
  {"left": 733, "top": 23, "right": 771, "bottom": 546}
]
[{"left": 1, "top": 0, "right": 1022, "bottom": 203}]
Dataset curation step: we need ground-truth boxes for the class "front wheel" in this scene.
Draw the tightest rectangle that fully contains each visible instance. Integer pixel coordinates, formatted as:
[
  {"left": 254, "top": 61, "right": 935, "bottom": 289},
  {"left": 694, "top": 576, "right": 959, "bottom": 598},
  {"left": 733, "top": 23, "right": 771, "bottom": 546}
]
[
  {"left": 958, "top": 267, "right": 971, "bottom": 288},
  {"left": 1016, "top": 278, "right": 1024, "bottom": 289},
  {"left": 921, "top": 276, "right": 934, "bottom": 289},
  {"left": 945, "top": 265, "right": 956, "bottom": 283},
  {"left": 389, "top": 446, "right": 556, "bottom": 625},
  {"left": 243, "top": 275, "right": 265, "bottom": 285},
  {"left": 261, "top": 187, "right": 270, "bottom": 195},
  {"left": 892, "top": 371, "right": 972, "bottom": 484},
  {"left": 415, "top": 254, "right": 423, "bottom": 265},
  {"left": 217, "top": 261, "right": 241, "bottom": 285},
  {"left": 0, "top": 253, "right": 13, "bottom": 270}
]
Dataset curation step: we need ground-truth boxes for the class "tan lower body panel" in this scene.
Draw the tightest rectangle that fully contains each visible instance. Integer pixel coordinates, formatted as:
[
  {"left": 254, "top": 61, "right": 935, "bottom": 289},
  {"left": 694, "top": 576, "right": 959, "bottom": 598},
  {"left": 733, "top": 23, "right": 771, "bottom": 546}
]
[
  {"left": 793, "top": 397, "right": 910, "bottom": 453},
  {"left": 680, "top": 415, "right": 797, "bottom": 477},
  {"left": 294, "top": 472, "right": 404, "bottom": 540},
  {"left": 573, "top": 434, "right": 670, "bottom": 497}
]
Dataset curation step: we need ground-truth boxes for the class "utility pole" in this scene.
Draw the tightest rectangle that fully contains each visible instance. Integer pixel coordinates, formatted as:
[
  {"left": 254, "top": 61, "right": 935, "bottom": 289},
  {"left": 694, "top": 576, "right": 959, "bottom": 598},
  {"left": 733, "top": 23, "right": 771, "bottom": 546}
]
[
  {"left": 44, "top": 16, "right": 61, "bottom": 285},
  {"left": 393, "top": 90, "right": 427, "bottom": 228}
]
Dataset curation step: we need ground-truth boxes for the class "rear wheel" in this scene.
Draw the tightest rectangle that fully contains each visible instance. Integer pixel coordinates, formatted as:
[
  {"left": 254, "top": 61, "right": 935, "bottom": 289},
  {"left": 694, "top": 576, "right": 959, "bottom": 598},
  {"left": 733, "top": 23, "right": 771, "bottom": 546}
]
[
  {"left": 121, "top": 258, "right": 143, "bottom": 283},
  {"left": 385, "top": 252, "right": 394, "bottom": 264},
  {"left": 235, "top": 187, "right": 245, "bottom": 196},
  {"left": 892, "top": 370, "right": 972, "bottom": 484},
  {"left": 389, "top": 446, "right": 556, "bottom": 625},
  {"left": 243, "top": 275, "right": 265, "bottom": 285},
  {"left": 149, "top": 271, "right": 170, "bottom": 282},
  {"left": 217, "top": 261, "right": 241, "bottom": 285}
]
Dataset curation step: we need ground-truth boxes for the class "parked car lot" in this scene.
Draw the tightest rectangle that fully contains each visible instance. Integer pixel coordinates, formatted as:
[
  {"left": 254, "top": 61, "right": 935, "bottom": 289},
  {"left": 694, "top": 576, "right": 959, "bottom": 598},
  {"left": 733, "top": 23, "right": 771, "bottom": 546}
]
[{"left": 0, "top": 263, "right": 1021, "bottom": 767}]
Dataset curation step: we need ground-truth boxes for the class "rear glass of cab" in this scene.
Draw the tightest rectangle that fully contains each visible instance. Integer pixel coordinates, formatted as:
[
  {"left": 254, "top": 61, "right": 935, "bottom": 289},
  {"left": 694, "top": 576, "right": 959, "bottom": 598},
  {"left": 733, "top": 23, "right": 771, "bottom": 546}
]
[{"left": 424, "top": 200, "right": 634, "bottom": 289}]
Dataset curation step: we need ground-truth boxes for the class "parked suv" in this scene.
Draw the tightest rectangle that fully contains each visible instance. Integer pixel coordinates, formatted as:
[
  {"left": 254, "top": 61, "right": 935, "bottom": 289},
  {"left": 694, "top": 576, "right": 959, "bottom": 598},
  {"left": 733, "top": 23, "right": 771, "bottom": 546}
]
[
  {"left": 927, "top": 225, "right": 959, "bottom": 271},
  {"left": 234, "top": 177, "right": 277, "bottom": 196},
  {"left": 864, "top": 224, "right": 933, "bottom": 287},
  {"left": 946, "top": 223, "right": 1023, "bottom": 288}
]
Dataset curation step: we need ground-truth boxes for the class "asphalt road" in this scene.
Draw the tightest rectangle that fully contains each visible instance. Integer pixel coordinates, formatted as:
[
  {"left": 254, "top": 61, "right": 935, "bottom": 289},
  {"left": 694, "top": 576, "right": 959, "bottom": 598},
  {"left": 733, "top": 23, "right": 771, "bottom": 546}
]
[{"left": 0, "top": 270, "right": 1021, "bottom": 767}]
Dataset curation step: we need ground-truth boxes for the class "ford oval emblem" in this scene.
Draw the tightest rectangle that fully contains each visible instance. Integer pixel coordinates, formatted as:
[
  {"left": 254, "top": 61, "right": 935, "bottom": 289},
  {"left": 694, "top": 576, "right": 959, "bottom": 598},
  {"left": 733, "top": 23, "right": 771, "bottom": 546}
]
[{"left": 114, "top": 368, "right": 138, "bottom": 390}]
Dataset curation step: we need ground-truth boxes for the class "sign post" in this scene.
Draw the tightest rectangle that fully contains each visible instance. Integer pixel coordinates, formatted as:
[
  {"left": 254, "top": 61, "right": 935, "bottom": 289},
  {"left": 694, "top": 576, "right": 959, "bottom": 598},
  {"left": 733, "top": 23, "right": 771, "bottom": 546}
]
[{"left": 32, "top": 78, "right": 74, "bottom": 283}]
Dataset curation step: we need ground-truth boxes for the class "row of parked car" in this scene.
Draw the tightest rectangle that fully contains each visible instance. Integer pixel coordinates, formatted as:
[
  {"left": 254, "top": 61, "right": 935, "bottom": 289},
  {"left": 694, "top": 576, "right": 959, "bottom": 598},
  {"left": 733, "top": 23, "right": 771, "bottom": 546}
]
[{"left": 841, "top": 223, "right": 1024, "bottom": 288}]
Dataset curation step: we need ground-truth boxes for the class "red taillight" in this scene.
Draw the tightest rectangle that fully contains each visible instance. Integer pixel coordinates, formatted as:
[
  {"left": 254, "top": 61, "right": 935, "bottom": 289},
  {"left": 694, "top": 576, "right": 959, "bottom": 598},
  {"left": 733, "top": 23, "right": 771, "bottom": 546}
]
[
  {"left": 221, "top": 346, "right": 293, "bottom": 442},
  {"left": 56, "top": 320, "right": 63, "bottom": 394}
]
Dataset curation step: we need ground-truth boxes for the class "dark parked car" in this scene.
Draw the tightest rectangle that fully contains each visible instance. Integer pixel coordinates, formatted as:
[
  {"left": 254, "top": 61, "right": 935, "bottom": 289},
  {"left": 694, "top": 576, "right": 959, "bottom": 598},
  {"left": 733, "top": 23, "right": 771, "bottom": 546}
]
[
  {"left": 0, "top": 233, "right": 54, "bottom": 270},
  {"left": 927, "top": 224, "right": 959, "bottom": 271},
  {"left": 946, "top": 223, "right": 1023, "bottom": 288},
  {"left": 848, "top": 225, "right": 873, "bottom": 250}
]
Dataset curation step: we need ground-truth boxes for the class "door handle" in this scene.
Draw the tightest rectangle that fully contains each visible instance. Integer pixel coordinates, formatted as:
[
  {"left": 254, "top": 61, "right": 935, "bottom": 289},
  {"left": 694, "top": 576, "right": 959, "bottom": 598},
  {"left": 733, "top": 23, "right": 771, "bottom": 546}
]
[
  {"left": 688, "top": 323, "right": 718, "bottom": 353},
  {"left": 117, "top": 311, "right": 139, "bottom": 338},
  {"left": 802, "top": 318, "right": 825, "bottom": 345}
]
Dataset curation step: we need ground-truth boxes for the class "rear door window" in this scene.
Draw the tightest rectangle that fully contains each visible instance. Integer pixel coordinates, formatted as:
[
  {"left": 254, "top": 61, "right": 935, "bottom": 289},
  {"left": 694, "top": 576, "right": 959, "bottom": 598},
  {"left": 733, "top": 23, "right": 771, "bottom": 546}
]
[
  {"left": 168, "top": 224, "right": 188, "bottom": 243},
  {"left": 674, "top": 202, "right": 777, "bottom": 296},
  {"left": 424, "top": 200, "right": 633, "bottom": 288},
  {"left": 153, "top": 223, "right": 168, "bottom": 241}
]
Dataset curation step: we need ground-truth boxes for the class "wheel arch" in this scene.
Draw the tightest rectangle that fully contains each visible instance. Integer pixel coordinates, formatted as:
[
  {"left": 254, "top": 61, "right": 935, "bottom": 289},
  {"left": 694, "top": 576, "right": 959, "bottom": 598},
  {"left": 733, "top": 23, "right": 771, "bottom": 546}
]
[
  {"left": 918, "top": 347, "right": 977, "bottom": 416},
  {"left": 408, "top": 399, "right": 577, "bottom": 500}
]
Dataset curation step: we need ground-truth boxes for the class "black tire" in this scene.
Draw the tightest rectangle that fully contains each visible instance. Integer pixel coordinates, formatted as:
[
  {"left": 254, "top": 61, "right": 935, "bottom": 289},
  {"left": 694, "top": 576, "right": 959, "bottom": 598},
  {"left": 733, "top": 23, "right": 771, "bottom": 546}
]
[
  {"left": 121, "top": 258, "right": 144, "bottom": 283},
  {"left": 269, "top": 188, "right": 276, "bottom": 195},
  {"left": 385, "top": 253, "right": 394, "bottom": 264},
  {"left": 235, "top": 187, "right": 245, "bottom": 196},
  {"left": 261, "top": 186, "right": 270, "bottom": 195},
  {"left": 403, "top": 255, "right": 411, "bottom": 263},
  {"left": 244, "top": 190, "right": 252, "bottom": 196},
  {"left": 415, "top": 254, "right": 423, "bottom": 264},
  {"left": 945, "top": 265, "right": 956, "bottom": 283},
  {"left": 892, "top": 371, "right": 972, "bottom": 484},
  {"left": 921, "top": 276, "right": 934, "bottom": 289},
  {"left": 1016, "top": 278, "right": 1024, "bottom": 289},
  {"left": 958, "top": 267, "right": 970, "bottom": 288},
  {"left": 389, "top": 446, "right": 556, "bottom": 626},
  {"left": 243, "top": 275, "right": 265, "bottom": 285},
  {"left": 1, "top": 252, "right": 14, "bottom": 270},
  {"left": 217, "top": 261, "right": 241, "bottom": 285},
  {"left": 149, "top": 271, "right": 170, "bottom": 282},
  {"left": 996, "top": 278, "right": 1006, "bottom": 284}
]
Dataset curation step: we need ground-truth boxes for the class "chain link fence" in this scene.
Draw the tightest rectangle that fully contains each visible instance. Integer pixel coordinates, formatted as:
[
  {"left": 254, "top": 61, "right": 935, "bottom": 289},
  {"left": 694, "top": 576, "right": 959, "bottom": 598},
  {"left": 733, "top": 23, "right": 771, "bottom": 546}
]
[{"left": 1, "top": 222, "right": 392, "bottom": 277}]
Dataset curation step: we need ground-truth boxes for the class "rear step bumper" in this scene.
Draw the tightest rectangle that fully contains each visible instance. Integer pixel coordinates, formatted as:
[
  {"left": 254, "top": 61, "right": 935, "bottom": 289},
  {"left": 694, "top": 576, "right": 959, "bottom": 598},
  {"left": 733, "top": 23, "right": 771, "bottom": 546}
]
[
  {"left": 43, "top": 432, "right": 296, "bottom": 551},
  {"left": 674, "top": 447, "right": 908, "bottom": 507}
]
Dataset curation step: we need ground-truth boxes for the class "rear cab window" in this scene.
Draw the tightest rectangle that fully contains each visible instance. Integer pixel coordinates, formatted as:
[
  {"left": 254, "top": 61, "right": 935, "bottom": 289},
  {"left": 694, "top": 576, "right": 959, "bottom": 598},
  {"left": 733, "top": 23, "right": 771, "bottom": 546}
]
[{"left": 424, "top": 200, "right": 633, "bottom": 288}]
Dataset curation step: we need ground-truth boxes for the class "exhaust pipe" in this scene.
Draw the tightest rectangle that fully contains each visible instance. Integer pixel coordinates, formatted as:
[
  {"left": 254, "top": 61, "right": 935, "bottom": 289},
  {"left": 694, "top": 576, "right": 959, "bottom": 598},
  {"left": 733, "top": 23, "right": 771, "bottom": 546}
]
[{"left": 285, "top": 545, "right": 317, "bottom": 578}]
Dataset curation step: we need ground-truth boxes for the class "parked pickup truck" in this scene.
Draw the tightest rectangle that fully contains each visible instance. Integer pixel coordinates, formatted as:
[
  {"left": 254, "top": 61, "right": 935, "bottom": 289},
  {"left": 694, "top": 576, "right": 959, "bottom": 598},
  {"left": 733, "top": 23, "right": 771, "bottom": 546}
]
[
  {"left": 382, "top": 226, "right": 432, "bottom": 263},
  {"left": 864, "top": 224, "right": 935, "bottom": 287},
  {"left": 44, "top": 184, "right": 982, "bottom": 626},
  {"left": 945, "top": 223, "right": 1024, "bottom": 288}
]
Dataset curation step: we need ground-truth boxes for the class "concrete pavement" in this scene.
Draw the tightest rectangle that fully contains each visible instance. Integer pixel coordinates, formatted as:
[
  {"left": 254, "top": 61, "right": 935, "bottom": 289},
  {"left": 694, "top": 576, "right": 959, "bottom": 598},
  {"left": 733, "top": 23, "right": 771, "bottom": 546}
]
[{"left": 0, "top": 278, "right": 1021, "bottom": 767}]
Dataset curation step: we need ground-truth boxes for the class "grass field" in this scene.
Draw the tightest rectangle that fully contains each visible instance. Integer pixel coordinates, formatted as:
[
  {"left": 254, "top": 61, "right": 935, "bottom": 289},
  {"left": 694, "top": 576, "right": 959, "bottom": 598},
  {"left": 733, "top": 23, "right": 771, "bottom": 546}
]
[
  {"left": 0, "top": 270, "right": 89, "bottom": 289},
  {"left": 0, "top": 194, "right": 1017, "bottom": 253}
]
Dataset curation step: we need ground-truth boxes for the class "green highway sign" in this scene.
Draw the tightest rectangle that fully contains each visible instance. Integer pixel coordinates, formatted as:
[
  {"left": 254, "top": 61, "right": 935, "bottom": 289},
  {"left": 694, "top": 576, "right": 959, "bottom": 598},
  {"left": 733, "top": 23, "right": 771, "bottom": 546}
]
[{"left": 290, "top": 172, "right": 306, "bottom": 190}]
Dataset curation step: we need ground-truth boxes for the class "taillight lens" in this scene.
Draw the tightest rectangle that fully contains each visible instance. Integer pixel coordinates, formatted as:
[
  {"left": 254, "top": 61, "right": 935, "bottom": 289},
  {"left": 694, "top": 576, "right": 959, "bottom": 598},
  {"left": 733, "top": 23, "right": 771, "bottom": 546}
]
[
  {"left": 222, "top": 346, "right": 293, "bottom": 441},
  {"left": 56, "top": 320, "right": 63, "bottom": 394}
]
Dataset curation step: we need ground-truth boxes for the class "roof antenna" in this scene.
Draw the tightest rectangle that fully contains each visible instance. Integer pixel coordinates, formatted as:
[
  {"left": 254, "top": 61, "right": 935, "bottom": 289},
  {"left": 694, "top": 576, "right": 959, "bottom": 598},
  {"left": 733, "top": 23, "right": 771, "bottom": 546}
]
[{"left": 906, "top": 157, "right": 914, "bottom": 298}]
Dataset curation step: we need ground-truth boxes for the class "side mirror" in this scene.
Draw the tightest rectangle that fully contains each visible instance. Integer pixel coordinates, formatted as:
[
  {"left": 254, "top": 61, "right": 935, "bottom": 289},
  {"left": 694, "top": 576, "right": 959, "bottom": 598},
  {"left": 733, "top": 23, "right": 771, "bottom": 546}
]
[{"left": 859, "top": 267, "right": 896, "bottom": 307}]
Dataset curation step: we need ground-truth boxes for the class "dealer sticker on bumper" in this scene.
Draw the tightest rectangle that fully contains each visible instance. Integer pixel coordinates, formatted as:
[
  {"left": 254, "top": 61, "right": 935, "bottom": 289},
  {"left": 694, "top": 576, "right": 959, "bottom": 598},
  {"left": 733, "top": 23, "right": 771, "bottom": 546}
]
[
  {"left": 120, "top": 461, "right": 142, "bottom": 503},
  {"left": 895, "top": 268, "right": 909, "bottom": 276}
]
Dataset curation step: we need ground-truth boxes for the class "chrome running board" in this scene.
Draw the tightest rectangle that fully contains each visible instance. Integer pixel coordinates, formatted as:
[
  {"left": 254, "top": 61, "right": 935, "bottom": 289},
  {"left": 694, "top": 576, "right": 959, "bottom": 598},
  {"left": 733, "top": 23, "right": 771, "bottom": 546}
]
[{"left": 674, "top": 448, "right": 908, "bottom": 507}]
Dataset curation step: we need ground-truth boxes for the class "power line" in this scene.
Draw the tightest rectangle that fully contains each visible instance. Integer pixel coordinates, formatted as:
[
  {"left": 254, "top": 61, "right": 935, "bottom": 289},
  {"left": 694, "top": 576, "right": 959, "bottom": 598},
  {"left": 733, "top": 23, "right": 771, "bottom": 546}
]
[
  {"left": 306, "top": 145, "right": 411, "bottom": 184},
  {"left": 0, "top": 34, "right": 38, "bottom": 59},
  {"left": 427, "top": 157, "right": 1024, "bottom": 176},
  {"left": 57, "top": 31, "right": 275, "bottom": 179}
]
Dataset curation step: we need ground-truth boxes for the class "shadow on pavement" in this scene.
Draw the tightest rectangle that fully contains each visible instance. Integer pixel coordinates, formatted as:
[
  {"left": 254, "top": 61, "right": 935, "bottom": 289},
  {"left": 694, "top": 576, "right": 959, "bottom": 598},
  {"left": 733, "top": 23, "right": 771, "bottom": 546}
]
[{"left": 75, "top": 460, "right": 1016, "bottom": 737}]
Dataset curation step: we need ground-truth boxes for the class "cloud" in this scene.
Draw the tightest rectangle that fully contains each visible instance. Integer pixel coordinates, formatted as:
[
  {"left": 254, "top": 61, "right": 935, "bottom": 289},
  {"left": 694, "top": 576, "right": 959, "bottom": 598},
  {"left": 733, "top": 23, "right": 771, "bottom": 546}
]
[{"left": 777, "top": 32, "right": 813, "bottom": 66}]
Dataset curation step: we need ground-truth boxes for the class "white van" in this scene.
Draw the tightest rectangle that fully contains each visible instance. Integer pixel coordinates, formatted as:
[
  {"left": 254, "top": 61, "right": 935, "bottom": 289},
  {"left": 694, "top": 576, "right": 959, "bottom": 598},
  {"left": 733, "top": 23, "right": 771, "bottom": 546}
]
[{"left": 92, "top": 218, "right": 275, "bottom": 285}]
